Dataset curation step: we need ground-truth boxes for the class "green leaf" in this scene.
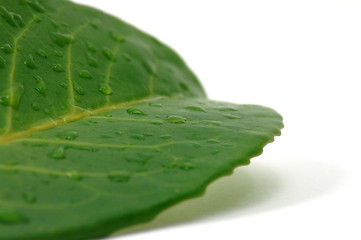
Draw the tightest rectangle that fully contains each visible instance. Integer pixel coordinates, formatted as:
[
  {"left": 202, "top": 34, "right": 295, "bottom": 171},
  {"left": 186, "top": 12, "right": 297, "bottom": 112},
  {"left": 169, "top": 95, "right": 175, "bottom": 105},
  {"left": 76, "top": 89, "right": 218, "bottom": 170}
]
[{"left": 0, "top": 1, "right": 283, "bottom": 240}]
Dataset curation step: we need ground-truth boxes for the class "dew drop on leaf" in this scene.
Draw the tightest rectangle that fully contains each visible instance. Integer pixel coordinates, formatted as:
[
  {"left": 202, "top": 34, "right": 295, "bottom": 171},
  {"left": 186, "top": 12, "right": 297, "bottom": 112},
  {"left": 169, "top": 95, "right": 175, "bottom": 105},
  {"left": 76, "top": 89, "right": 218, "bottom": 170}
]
[
  {"left": 151, "top": 121, "right": 163, "bottom": 125},
  {"left": 131, "top": 134, "right": 145, "bottom": 140},
  {"left": 207, "top": 139, "right": 220, "bottom": 144},
  {"left": 0, "top": 43, "right": 13, "bottom": 54},
  {"left": 66, "top": 171, "right": 83, "bottom": 181},
  {"left": 74, "top": 83, "right": 85, "bottom": 95},
  {"left": 79, "top": 70, "right": 92, "bottom": 79},
  {"left": 52, "top": 64, "right": 64, "bottom": 72},
  {"left": 0, "top": 206, "right": 28, "bottom": 225},
  {"left": 223, "top": 114, "right": 241, "bottom": 119},
  {"left": 86, "top": 42, "right": 97, "bottom": 52},
  {"left": 126, "top": 108, "right": 146, "bottom": 116},
  {"left": 56, "top": 130, "right": 78, "bottom": 140},
  {"left": 102, "top": 47, "right": 116, "bottom": 62},
  {"left": 54, "top": 50, "right": 64, "bottom": 57},
  {"left": 33, "top": 75, "right": 47, "bottom": 95},
  {"left": 115, "top": 130, "right": 123, "bottom": 136},
  {"left": 89, "top": 19, "right": 101, "bottom": 29},
  {"left": 177, "top": 163, "right": 195, "bottom": 171},
  {"left": 0, "top": 95, "right": 10, "bottom": 106},
  {"left": 27, "top": 0, "right": 46, "bottom": 13},
  {"left": 2, "top": 83, "right": 24, "bottom": 108},
  {"left": 122, "top": 53, "right": 131, "bottom": 62},
  {"left": 179, "top": 82, "right": 190, "bottom": 91},
  {"left": 184, "top": 105, "right": 206, "bottom": 112},
  {"left": 98, "top": 83, "right": 113, "bottom": 95},
  {"left": 107, "top": 171, "right": 131, "bottom": 183},
  {"left": 22, "top": 192, "right": 37, "bottom": 204},
  {"left": 198, "top": 120, "right": 222, "bottom": 126},
  {"left": 49, "top": 146, "right": 66, "bottom": 160},
  {"left": 0, "top": 56, "right": 5, "bottom": 68},
  {"left": 160, "top": 134, "right": 172, "bottom": 139},
  {"left": 215, "top": 106, "right": 237, "bottom": 112},
  {"left": 24, "top": 55, "right": 37, "bottom": 69},
  {"left": 142, "top": 60, "right": 156, "bottom": 75},
  {"left": 110, "top": 31, "right": 124, "bottom": 42},
  {"left": 148, "top": 103, "right": 163, "bottom": 107},
  {"left": 165, "top": 115, "right": 187, "bottom": 124},
  {"left": 87, "top": 53, "right": 98, "bottom": 67},
  {"left": 35, "top": 49, "right": 47, "bottom": 58},
  {"left": 0, "top": 6, "right": 25, "bottom": 28},
  {"left": 51, "top": 32, "right": 73, "bottom": 47},
  {"left": 31, "top": 102, "right": 40, "bottom": 111}
]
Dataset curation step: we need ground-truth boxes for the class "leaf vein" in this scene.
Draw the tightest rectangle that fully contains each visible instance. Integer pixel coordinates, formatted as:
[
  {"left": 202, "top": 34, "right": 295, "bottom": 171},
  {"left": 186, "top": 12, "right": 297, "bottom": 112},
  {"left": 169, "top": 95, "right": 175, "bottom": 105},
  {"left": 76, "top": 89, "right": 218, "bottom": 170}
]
[{"left": 67, "top": 22, "right": 91, "bottom": 111}]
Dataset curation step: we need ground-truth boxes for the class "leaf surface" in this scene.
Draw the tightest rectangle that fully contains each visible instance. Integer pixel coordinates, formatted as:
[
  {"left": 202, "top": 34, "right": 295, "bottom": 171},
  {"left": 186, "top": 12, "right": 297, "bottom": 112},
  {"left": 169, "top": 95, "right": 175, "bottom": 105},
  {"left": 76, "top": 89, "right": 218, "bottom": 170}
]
[{"left": 0, "top": 1, "right": 283, "bottom": 240}]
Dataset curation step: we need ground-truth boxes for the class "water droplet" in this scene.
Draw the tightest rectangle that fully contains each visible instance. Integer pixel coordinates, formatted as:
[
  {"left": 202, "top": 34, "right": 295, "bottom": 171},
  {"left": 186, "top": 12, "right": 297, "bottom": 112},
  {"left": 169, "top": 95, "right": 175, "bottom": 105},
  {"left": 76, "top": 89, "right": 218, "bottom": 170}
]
[
  {"left": 148, "top": 103, "right": 163, "bottom": 107},
  {"left": 207, "top": 139, "right": 220, "bottom": 144},
  {"left": 179, "top": 82, "right": 190, "bottom": 91},
  {"left": 50, "top": 19, "right": 59, "bottom": 28},
  {"left": 0, "top": 83, "right": 24, "bottom": 107},
  {"left": 34, "top": 16, "right": 42, "bottom": 23},
  {"left": 142, "top": 60, "right": 156, "bottom": 75},
  {"left": 193, "top": 143, "right": 201, "bottom": 148},
  {"left": 132, "top": 134, "right": 145, "bottom": 140},
  {"left": 0, "top": 206, "right": 28, "bottom": 225},
  {"left": 87, "top": 53, "right": 98, "bottom": 67},
  {"left": 198, "top": 120, "right": 222, "bottom": 126},
  {"left": 216, "top": 106, "right": 237, "bottom": 112},
  {"left": 0, "top": 44, "right": 13, "bottom": 54},
  {"left": 107, "top": 171, "right": 131, "bottom": 183},
  {"left": 165, "top": 115, "right": 187, "bottom": 124},
  {"left": 66, "top": 171, "right": 83, "bottom": 181},
  {"left": 89, "top": 19, "right": 101, "bottom": 29},
  {"left": 56, "top": 130, "right": 78, "bottom": 140},
  {"left": 54, "top": 50, "right": 64, "bottom": 57},
  {"left": 122, "top": 53, "right": 131, "bottom": 62},
  {"left": 0, "top": 56, "right": 5, "bottom": 68},
  {"left": 177, "top": 163, "right": 195, "bottom": 171},
  {"left": 223, "top": 114, "right": 241, "bottom": 119},
  {"left": 102, "top": 47, "right": 116, "bottom": 62},
  {"left": 78, "top": 70, "right": 92, "bottom": 79},
  {"left": 33, "top": 75, "right": 46, "bottom": 95},
  {"left": 51, "top": 32, "right": 73, "bottom": 47},
  {"left": 98, "top": 83, "right": 113, "bottom": 95},
  {"left": 126, "top": 108, "right": 146, "bottom": 116},
  {"left": 0, "top": 6, "right": 25, "bottom": 27},
  {"left": 49, "top": 146, "right": 66, "bottom": 160},
  {"left": 31, "top": 102, "right": 40, "bottom": 111},
  {"left": 115, "top": 130, "right": 123, "bottom": 136},
  {"left": 161, "top": 134, "right": 172, "bottom": 139},
  {"left": 43, "top": 108, "right": 52, "bottom": 115},
  {"left": 74, "top": 82, "right": 85, "bottom": 95},
  {"left": 22, "top": 192, "right": 37, "bottom": 204},
  {"left": 110, "top": 31, "right": 125, "bottom": 42},
  {"left": 35, "top": 49, "right": 47, "bottom": 58},
  {"left": 151, "top": 121, "right": 163, "bottom": 125},
  {"left": 86, "top": 42, "right": 97, "bottom": 52},
  {"left": 27, "top": 0, "right": 46, "bottom": 13},
  {"left": 0, "top": 95, "right": 10, "bottom": 106},
  {"left": 24, "top": 55, "right": 37, "bottom": 69},
  {"left": 52, "top": 64, "right": 64, "bottom": 72},
  {"left": 59, "top": 82, "right": 67, "bottom": 89},
  {"left": 184, "top": 105, "right": 206, "bottom": 112}
]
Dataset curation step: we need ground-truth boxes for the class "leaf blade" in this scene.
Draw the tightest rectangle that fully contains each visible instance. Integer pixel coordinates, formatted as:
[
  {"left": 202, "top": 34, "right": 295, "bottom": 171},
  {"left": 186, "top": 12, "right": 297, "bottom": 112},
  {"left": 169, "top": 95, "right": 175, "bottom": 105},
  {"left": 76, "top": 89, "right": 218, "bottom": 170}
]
[{"left": 0, "top": 97, "right": 282, "bottom": 240}]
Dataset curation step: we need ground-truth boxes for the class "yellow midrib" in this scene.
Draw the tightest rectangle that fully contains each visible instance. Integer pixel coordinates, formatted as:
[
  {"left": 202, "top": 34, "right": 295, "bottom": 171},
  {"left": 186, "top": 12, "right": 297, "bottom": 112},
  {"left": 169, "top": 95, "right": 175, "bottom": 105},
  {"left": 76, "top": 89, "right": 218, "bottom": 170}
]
[{"left": 0, "top": 96, "right": 162, "bottom": 145}]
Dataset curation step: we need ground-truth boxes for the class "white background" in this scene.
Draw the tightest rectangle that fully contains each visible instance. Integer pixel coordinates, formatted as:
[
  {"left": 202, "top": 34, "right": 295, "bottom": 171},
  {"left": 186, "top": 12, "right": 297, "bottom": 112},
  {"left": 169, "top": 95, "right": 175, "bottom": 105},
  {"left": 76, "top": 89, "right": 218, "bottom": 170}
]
[{"left": 73, "top": 1, "right": 361, "bottom": 239}]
